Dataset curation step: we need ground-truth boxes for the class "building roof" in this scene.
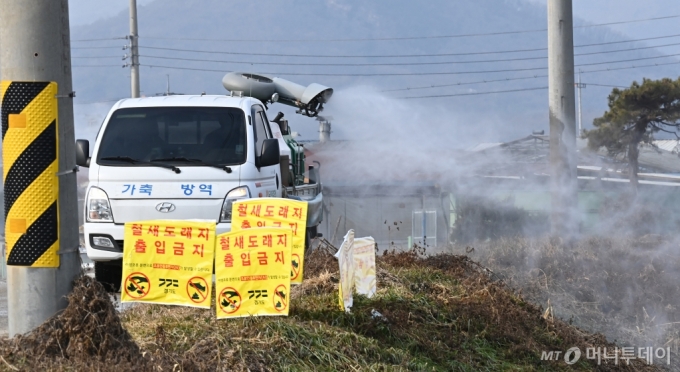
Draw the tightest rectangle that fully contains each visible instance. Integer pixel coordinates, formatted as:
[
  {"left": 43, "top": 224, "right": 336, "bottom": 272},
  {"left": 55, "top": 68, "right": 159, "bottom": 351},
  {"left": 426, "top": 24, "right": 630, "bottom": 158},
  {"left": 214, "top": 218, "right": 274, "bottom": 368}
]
[
  {"left": 653, "top": 140, "right": 680, "bottom": 153},
  {"left": 596, "top": 142, "right": 680, "bottom": 173},
  {"left": 466, "top": 142, "right": 503, "bottom": 152},
  {"left": 468, "top": 134, "right": 680, "bottom": 175},
  {"left": 303, "top": 133, "right": 680, "bottom": 190}
]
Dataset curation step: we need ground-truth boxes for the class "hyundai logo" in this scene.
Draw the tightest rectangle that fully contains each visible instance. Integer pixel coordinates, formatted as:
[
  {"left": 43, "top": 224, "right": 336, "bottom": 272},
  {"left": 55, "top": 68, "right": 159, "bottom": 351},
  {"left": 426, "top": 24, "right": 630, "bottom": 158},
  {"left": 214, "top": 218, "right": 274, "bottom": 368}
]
[{"left": 155, "top": 202, "right": 176, "bottom": 213}]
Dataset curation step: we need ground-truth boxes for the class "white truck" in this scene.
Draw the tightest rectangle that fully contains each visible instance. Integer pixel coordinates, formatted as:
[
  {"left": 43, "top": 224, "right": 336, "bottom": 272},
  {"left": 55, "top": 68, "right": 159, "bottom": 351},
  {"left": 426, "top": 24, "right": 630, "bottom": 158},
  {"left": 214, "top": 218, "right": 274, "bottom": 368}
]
[{"left": 77, "top": 73, "right": 331, "bottom": 291}]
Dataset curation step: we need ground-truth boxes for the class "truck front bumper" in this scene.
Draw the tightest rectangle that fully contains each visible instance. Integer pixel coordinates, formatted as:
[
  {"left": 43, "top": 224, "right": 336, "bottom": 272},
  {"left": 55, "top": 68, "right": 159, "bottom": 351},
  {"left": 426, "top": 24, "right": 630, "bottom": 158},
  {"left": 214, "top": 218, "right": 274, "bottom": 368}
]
[{"left": 85, "top": 222, "right": 232, "bottom": 261}]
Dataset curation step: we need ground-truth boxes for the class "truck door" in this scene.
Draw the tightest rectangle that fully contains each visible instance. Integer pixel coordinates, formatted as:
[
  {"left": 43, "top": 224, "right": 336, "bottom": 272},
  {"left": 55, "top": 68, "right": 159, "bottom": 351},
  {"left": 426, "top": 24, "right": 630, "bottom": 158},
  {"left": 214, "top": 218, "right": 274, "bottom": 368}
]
[{"left": 252, "top": 105, "right": 282, "bottom": 197}]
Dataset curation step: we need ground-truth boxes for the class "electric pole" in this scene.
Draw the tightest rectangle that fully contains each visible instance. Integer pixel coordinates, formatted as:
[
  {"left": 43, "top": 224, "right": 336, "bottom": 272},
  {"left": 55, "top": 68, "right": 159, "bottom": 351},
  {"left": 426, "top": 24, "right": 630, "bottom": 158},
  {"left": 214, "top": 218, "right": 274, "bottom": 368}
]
[
  {"left": 129, "top": 0, "right": 140, "bottom": 98},
  {"left": 318, "top": 116, "right": 332, "bottom": 143},
  {"left": 575, "top": 71, "right": 586, "bottom": 135},
  {"left": 0, "top": 0, "right": 81, "bottom": 335},
  {"left": 548, "top": 0, "right": 578, "bottom": 238}
]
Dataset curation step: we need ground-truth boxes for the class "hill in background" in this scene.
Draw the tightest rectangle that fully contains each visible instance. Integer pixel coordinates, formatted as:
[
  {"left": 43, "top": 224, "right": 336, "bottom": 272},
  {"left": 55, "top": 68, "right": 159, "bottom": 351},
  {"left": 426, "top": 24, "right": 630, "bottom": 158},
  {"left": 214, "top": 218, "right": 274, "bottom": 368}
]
[{"left": 69, "top": 0, "right": 680, "bottom": 145}]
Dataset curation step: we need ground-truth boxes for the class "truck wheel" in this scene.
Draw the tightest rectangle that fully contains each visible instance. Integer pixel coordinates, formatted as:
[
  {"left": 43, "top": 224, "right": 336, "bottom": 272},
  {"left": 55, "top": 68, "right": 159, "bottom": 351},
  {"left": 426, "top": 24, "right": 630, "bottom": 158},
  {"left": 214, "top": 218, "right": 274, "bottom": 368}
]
[
  {"left": 94, "top": 260, "right": 122, "bottom": 293},
  {"left": 305, "top": 226, "right": 317, "bottom": 251},
  {"left": 304, "top": 232, "right": 311, "bottom": 252}
]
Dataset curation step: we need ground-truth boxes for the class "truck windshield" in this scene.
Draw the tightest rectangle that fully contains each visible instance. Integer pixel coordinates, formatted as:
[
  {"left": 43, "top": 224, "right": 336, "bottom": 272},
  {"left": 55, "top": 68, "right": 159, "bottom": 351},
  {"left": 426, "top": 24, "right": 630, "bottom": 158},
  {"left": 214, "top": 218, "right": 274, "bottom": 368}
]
[{"left": 96, "top": 106, "right": 247, "bottom": 166}]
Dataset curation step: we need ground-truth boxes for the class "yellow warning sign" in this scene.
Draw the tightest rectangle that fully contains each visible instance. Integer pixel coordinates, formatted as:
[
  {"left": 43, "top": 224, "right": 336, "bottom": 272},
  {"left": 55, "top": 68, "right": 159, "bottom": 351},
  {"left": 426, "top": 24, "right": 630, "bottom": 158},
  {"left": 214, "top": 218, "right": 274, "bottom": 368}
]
[
  {"left": 121, "top": 220, "right": 215, "bottom": 308},
  {"left": 2, "top": 81, "right": 60, "bottom": 267},
  {"left": 231, "top": 198, "right": 307, "bottom": 283},
  {"left": 215, "top": 227, "right": 292, "bottom": 318}
]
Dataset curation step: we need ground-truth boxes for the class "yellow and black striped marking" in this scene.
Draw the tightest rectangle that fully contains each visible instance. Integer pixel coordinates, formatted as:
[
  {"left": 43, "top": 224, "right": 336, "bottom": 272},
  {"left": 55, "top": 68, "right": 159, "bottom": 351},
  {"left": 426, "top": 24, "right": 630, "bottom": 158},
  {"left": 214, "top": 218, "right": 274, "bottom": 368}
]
[{"left": 1, "top": 81, "right": 59, "bottom": 267}]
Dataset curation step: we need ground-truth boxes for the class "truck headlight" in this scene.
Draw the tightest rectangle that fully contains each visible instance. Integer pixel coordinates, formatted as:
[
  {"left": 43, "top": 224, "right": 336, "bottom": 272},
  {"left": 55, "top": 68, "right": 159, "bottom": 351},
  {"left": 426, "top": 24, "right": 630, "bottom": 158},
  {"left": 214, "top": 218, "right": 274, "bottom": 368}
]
[
  {"left": 220, "top": 186, "right": 250, "bottom": 222},
  {"left": 86, "top": 187, "right": 113, "bottom": 222}
]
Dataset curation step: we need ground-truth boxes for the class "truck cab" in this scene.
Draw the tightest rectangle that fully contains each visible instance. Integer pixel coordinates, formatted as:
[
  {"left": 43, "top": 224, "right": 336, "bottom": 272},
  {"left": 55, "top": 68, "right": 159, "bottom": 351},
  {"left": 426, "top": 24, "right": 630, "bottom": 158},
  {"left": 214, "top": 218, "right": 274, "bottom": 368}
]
[{"left": 78, "top": 95, "right": 291, "bottom": 290}]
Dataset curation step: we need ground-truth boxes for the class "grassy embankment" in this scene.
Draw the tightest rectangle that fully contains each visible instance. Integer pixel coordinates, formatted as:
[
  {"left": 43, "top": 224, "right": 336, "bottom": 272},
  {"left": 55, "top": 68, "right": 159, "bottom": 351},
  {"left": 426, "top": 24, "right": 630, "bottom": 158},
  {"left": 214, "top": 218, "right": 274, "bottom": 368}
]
[{"left": 0, "top": 246, "right": 660, "bottom": 371}]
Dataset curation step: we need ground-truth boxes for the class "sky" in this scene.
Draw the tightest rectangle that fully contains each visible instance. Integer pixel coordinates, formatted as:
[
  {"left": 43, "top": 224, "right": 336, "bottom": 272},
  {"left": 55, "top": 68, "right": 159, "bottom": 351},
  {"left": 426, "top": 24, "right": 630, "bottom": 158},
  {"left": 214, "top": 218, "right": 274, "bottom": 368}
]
[
  {"left": 70, "top": 0, "right": 676, "bottom": 38},
  {"left": 69, "top": 0, "right": 155, "bottom": 27}
]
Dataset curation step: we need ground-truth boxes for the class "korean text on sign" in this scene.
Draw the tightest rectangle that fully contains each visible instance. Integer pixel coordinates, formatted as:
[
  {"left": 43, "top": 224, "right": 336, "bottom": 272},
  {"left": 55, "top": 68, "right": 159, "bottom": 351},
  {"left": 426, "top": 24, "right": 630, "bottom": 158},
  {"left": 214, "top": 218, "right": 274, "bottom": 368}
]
[
  {"left": 121, "top": 220, "right": 215, "bottom": 308},
  {"left": 231, "top": 198, "right": 308, "bottom": 284},
  {"left": 215, "top": 227, "right": 292, "bottom": 318}
]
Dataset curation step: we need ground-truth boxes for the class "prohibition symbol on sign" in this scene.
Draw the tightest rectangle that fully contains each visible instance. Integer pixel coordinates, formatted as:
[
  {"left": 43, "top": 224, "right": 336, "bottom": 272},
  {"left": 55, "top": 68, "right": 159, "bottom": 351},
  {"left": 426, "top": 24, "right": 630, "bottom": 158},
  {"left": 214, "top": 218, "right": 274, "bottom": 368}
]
[
  {"left": 186, "top": 276, "right": 209, "bottom": 303},
  {"left": 273, "top": 284, "right": 288, "bottom": 312},
  {"left": 291, "top": 254, "right": 301, "bottom": 280},
  {"left": 218, "top": 287, "right": 241, "bottom": 314},
  {"left": 124, "top": 272, "right": 150, "bottom": 299}
]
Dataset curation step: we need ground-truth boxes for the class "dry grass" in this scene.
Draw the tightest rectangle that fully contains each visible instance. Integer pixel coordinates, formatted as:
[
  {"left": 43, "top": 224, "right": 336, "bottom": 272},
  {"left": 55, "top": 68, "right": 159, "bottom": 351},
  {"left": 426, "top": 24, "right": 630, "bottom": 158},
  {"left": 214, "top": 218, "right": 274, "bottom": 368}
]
[
  {"left": 458, "top": 236, "right": 680, "bottom": 371},
  {"left": 0, "top": 276, "right": 153, "bottom": 371},
  {"left": 0, "top": 245, "right": 665, "bottom": 371}
]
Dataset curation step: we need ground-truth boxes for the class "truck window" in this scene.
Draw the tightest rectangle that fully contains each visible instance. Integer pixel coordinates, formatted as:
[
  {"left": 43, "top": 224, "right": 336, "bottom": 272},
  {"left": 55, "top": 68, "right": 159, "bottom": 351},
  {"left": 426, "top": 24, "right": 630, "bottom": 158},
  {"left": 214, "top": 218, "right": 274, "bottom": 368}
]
[
  {"left": 252, "top": 106, "right": 270, "bottom": 157},
  {"left": 259, "top": 111, "right": 273, "bottom": 138},
  {"left": 97, "top": 106, "right": 247, "bottom": 165}
]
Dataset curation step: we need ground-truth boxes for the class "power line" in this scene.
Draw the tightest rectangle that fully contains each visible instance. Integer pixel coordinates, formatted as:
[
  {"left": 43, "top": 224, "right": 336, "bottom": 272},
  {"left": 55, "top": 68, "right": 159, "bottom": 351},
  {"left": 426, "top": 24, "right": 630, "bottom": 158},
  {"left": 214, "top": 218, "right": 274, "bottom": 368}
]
[
  {"left": 74, "top": 33, "right": 680, "bottom": 59},
  {"left": 140, "top": 53, "right": 680, "bottom": 76},
  {"left": 583, "top": 83, "right": 629, "bottom": 88},
  {"left": 73, "top": 64, "right": 124, "bottom": 67},
  {"left": 142, "top": 28, "right": 546, "bottom": 43},
  {"left": 139, "top": 53, "right": 547, "bottom": 66},
  {"left": 580, "top": 60, "right": 680, "bottom": 74},
  {"left": 384, "top": 76, "right": 633, "bottom": 93},
  {"left": 71, "top": 37, "right": 126, "bottom": 42},
  {"left": 143, "top": 64, "right": 224, "bottom": 72},
  {"left": 383, "top": 75, "right": 549, "bottom": 92},
  {"left": 395, "top": 62, "right": 680, "bottom": 91},
  {"left": 577, "top": 33, "right": 680, "bottom": 48},
  {"left": 138, "top": 14, "right": 680, "bottom": 43},
  {"left": 140, "top": 44, "right": 533, "bottom": 58},
  {"left": 576, "top": 41, "right": 680, "bottom": 56},
  {"left": 578, "top": 14, "right": 680, "bottom": 28},
  {"left": 577, "top": 53, "right": 680, "bottom": 67},
  {"left": 401, "top": 86, "right": 548, "bottom": 99},
  {"left": 72, "top": 46, "right": 122, "bottom": 50},
  {"left": 74, "top": 98, "right": 123, "bottom": 105},
  {"left": 137, "top": 42, "right": 680, "bottom": 67},
  {"left": 398, "top": 80, "right": 636, "bottom": 99},
  {"left": 399, "top": 81, "right": 646, "bottom": 100},
  {"left": 72, "top": 56, "right": 123, "bottom": 59},
  {"left": 138, "top": 33, "right": 680, "bottom": 59}
]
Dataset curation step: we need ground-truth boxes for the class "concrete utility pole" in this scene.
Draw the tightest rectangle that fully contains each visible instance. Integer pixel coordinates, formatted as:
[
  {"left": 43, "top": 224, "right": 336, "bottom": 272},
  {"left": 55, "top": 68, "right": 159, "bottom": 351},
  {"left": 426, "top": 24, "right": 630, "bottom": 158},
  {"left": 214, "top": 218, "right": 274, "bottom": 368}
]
[
  {"left": 319, "top": 119, "right": 331, "bottom": 143},
  {"left": 575, "top": 71, "right": 586, "bottom": 135},
  {"left": 0, "top": 0, "right": 81, "bottom": 335},
  {"left": 129, "top": 0, "right": 140, "bottom": 98},
  {"left": 548, "top": 0, "right": 578, "bottom": 238}
]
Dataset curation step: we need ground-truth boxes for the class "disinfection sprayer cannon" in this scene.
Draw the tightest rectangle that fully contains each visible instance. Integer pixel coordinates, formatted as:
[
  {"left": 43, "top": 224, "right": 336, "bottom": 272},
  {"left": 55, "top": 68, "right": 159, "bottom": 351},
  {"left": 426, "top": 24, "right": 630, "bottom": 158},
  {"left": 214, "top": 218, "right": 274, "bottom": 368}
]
[{"left": 222, "top": 72, "right": 333, "bottom": 117}]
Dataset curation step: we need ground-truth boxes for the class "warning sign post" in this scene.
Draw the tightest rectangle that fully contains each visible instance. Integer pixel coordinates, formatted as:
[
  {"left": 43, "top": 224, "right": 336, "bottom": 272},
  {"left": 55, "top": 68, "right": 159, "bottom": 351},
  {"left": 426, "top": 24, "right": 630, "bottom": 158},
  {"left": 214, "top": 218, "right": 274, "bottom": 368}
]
[
  {"left": 231, "top": 198, "right": 307, "bottom": 284},
  {"left": 2, "top": 81, "right": 60, "bottom": 268},
  {"left": 215, "top": 227, "right": 292, "bottom": 318},
  {"left": 121, "top": 220, "right": 215, "bottom": 308}
]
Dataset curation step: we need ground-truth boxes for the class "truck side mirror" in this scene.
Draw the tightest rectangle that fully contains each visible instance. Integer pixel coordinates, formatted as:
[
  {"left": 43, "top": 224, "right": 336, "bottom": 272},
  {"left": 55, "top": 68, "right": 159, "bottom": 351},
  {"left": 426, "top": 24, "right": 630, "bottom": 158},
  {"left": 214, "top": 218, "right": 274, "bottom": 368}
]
[
  {"left": 76, "top": 139, "right": 90, "bottom": 167},
  {"left": 258, "top": 139, "right": 280, "bottom": 168}
]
